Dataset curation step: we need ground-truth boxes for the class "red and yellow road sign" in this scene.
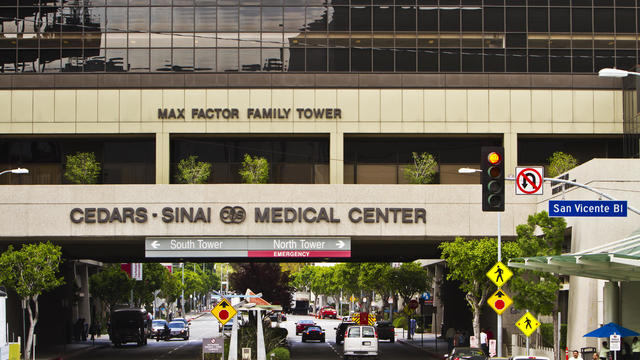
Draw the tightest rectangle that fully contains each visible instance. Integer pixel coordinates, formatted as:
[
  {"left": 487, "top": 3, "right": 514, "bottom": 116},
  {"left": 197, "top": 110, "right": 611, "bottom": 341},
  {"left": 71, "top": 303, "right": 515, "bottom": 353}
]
[
  {"left": 515, "top": 311, "right": 540, "bottom": 337},
  {"left": 487, "top": 289, "right": 513, "bottom": 315},
  {"left": 486, "top": 261, "right": 513, "bottom": 288},
  {"left": 211, "top": 298, "right": 237, "bottom": 325}
]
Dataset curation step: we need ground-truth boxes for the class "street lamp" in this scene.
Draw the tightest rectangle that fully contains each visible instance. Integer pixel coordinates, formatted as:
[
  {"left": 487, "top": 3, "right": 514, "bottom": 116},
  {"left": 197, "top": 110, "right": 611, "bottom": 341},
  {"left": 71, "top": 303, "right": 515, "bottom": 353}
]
[
  {"left": 0, "top": 168, "right": 29, "bottom": 176},
  {"left": 598, "top": 68, "right": 640, "bottom": 78},
  {"left": 458, "top": 168, "right": 481, "bottom": 174}
]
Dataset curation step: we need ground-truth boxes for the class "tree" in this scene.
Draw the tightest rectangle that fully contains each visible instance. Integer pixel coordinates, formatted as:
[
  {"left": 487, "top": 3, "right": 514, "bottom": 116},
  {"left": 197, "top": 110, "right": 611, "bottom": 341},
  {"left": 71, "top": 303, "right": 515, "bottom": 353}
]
[
  {"left": 439, "top": 237, "right": 520, "bottom": 338},
  {"left": 89, "top": 264, "right": 134, "bottom": 316},
  {"left": 239, "top": 154, "right": 269, "bottom": 184},
  {"left": 390, "top": 262, "right": 432, "bottom": 306},
  {"left": 229, "top": 263, "right": 293, "bottom": 312},
  {"left": 64, "top": 151, "right": 101, "bottom": 184},
  {"left": 403, "top": 152, "right": 438, "bottom": 184},
  {"left": 160, "top": 271, "right": 183, "bottom": 309},
  {"left": 547, "top": 151, "right": 578, "bottom": 177},
  {"left": 0, "top": 242, "right": 64, "bottom": 360},
  {"left": 175, "top": 155, "right": 212, "bottom": 184},
  {"left": 359, "top": 263, "right": 393, "bottom": 316},
  {"left": 509, "top": 211, "right": 566, "bottom": 360},
  {"left": 133, "top": 263, "right": 170, "bottom": 307}
]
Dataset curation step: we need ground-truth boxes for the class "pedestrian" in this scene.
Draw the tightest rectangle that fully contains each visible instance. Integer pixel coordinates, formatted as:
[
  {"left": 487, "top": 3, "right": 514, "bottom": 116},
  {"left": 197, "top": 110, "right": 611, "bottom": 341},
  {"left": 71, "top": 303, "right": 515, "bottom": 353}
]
[
  {"left": 458, "top": 331, "right": 466, "bottom": 347},
  {"left": 446, "top": 327, "right": 456, "bottom": 351},
  {"left": 480, "top": 328, "right": 488, "bottom": 355},
  {"left": 632, "top": 337, "right": 640, "bottom": 360},
  {"left": 409, "top": 318, "right": 417, "bottom": 340},
  {"left": 572, "top": 350, "right": 584, "bottom": 360},
  {"left": 600, "top": 341, "right": 610, "bottom": 360}
]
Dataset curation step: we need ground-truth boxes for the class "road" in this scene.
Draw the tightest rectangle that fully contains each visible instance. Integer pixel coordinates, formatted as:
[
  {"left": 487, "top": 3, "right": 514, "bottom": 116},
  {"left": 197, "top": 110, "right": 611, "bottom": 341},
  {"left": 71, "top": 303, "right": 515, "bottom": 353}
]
[{"left": 69, "top": 313, "right": 434, "bottom": 360}]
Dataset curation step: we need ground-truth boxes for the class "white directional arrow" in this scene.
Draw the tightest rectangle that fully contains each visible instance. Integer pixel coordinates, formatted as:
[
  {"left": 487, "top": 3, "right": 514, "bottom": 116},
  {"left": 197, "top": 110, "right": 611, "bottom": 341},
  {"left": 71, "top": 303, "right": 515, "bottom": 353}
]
[
  {"left": 336, "top": 240, "right": 345, "bottom": 249},
  {"left": 151, "top": 240, "right": 160, "bottom": 249}
]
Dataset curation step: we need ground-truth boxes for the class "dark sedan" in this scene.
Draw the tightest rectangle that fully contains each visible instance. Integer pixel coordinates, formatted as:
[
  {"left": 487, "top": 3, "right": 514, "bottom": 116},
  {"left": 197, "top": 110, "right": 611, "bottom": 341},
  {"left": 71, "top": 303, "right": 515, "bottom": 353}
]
[
  {"left": 445, "top": 347, "right": 488, "bottom": 360},
  {"left": 334, "top": 321, "right": 357, "bottom": 345},
  {"left": 376, "top": 321, "right": 395, "bottom": 342},
  {"left": 295, "top": 319, "right": 316, "bottom": 335},
  {"left": 301, "top": 326, "right": 325, "bottom": 343},
  {"left": 167, "top": 321, "right": 189, "bottom": 340}
]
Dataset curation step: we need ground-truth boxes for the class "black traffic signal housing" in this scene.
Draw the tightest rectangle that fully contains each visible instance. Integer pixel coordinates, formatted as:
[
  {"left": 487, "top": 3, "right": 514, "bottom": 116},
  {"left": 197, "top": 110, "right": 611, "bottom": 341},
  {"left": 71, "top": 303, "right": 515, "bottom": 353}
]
[{"left": 481, "top": 146, "right": 505, "bottom": 212}]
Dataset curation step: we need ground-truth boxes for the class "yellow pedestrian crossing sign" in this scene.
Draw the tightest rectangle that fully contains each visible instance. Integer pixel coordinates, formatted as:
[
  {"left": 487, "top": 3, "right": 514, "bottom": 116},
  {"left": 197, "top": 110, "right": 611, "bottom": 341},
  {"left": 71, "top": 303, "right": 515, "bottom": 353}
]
[
  {"left": 211, "top": 298, "right": 237, "bottom": 325},
  {"left": 486, "top": 261, "right": 513, "bottom": 287},
  {"left": 515, "top": 312, "right": 540, "bottom": 337},
  {"left": 487, "top": 289, "right": 513, "bottom": 315}
]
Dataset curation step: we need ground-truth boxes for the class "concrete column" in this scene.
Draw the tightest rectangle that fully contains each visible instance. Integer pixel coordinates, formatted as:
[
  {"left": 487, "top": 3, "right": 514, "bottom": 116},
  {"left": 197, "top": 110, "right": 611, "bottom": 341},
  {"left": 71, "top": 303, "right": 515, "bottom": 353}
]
[
  {"left": 79, "top": 264, "right": 90, "bottom": 324},
  {"left": 603, "top": 281, "right": 619, "bottom": 324},
  {"left": 256, "top": 309, "right": 266, "bottom": 360},
  {"left": 155, "top": 132, "right": 170, "bottom": 184},
  {"left": 432, "top": 263, "right": 443, "bottom": 335},
  {"left": 329, "top": 131, "right": 344, "bottom": 184},
  {"left": 503, "top": 132, "right": 517, "bottom": 177}
]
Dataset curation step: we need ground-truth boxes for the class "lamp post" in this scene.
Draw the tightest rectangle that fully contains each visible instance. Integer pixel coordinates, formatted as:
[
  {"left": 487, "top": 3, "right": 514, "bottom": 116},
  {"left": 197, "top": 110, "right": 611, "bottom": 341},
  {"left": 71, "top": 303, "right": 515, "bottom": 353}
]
[
  {"left": 0, "top": 168, "right": 29, "bottom": 176},
  {"left": 598, "top": 68, "right": 640, "bottom": 78}
]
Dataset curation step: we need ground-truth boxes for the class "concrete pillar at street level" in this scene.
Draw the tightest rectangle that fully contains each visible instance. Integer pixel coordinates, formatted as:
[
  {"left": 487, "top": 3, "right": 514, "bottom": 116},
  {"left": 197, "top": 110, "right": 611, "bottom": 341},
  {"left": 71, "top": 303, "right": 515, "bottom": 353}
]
[
  {"left": 79, "top": 263, "right": 91, "bottom": 324},
  {"left": 432, "top": 263, "right": 444, "bottom": 336},
  {"left": 603, "top": 281, "right": 619, "bottom": 325}
]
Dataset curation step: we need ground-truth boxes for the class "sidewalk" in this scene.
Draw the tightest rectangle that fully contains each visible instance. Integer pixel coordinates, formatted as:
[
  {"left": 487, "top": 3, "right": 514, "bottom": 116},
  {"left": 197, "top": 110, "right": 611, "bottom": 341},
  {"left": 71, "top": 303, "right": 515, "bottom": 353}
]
[{"left": 396, "top": 329, "right": 449, "bottom": 359}]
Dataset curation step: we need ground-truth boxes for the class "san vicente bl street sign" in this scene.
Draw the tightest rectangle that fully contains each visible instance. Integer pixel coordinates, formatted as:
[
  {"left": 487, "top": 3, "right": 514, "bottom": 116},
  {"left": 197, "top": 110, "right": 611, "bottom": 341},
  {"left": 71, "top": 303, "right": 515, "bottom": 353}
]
[
  {"left": 549, "top": 200, "right": 627, "bottom": 217},
  {"left": 144, "top": 236, "right": 351, "bottom": 258}
]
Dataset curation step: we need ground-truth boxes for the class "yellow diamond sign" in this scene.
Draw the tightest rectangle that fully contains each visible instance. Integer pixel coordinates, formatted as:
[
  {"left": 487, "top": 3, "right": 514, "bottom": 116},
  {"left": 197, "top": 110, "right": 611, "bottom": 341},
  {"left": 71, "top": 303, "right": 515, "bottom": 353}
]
[
  {"left": 486, "top": 261, "right": 513, "bottom": 287},
  {"left": 211, "top": 298, "right": 237, "bottom": 325},
  {"left": 516, "top": 311, "right": 540, "bottom": 337},
  {"left": 487, "top": 289, "right": 513, "bottom": 315}
]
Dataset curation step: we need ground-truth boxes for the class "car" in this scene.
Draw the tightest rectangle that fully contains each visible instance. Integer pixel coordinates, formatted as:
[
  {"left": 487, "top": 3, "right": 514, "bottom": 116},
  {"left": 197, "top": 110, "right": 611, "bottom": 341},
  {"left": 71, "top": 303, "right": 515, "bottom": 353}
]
[
  {"left": 172, "top": 317, "right": 190, "bottom": 328},
  {"left": 375, "top": 321, "right": 395, "bottom": 342},
  {"left": 318, "top": 306, "right": 337, "bottom": 319},
  {"left": 445, "top": 347, "right": 488, "bottom": 360},
  {"left": 335, "top": 321, "right": 357, "bottom": 345},
  {"left": 343, "top": 325, "right": 378, "bottom": 359},
  {"left": 167, "top": 321, "right": 189, "bottom": 340},
  {"left": 150, "top": 319, "right": 168, "bottom": 339},
  {"left": 295, "top": 319, "right": 316, "bottom": 335},
  {"left": 301, "top": 326, "right": 326, "bottom": 343},
  {"left": 268, "top": 311, "right": 287, "bottom": 322}
]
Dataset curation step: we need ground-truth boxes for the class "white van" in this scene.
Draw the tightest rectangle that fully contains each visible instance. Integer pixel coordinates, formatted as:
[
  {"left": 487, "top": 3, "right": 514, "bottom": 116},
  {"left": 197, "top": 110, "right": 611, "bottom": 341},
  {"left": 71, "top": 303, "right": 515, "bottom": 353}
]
[{"left": 343, "top": 325, "right": 379, "bottom": 359}]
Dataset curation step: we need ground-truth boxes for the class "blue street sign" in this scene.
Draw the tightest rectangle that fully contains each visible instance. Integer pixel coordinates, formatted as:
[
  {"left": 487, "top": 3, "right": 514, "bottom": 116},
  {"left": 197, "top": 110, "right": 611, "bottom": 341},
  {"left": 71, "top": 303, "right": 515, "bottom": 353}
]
[{"left": 549, "top": 200, "right": 627, "bottom": 217}]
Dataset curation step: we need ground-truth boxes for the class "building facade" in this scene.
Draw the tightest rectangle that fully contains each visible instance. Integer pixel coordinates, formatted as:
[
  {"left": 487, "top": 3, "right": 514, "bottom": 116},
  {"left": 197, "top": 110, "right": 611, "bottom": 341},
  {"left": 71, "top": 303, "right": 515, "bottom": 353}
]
[{"left": 0, "top": 0, "right": 639, "bottom": 353}]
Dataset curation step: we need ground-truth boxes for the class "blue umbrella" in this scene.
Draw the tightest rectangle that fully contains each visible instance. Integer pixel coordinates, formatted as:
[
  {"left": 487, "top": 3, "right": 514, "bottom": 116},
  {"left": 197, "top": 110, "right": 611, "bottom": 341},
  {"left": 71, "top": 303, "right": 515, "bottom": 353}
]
[{"left": 583, "top": 322, "right": 640, "bottom": 338}]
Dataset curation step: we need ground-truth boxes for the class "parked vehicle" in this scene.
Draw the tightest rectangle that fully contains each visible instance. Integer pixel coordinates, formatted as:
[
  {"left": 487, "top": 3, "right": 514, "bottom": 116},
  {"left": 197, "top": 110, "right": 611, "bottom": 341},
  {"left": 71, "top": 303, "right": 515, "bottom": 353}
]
[
  {"left": 444, "top": 347, "right": 488, "bottom": 360},
  {"left": 301, "top": 326, "right": 325, "bottom": 342},
  {"left": 335, "top": 321, "right": 357, "bottom": 345},
  {"left": 109, "top": 308, "right": 150, "bottom": 347},
  {"left": 150, "top": 319, "right": 168, "bottom": 339},
  {"left": 343, "top": 325, "right": 378, "bottom": 359},
  {"left": 295, "top": 319, "right": 316, "bottom": 335},
  {"left": 167, "top": 321, "right": 189, "bottom": 340},
  {"left": 292, "top": 299, "right": 310, "bottom": 315},
  {"left": 318, "top": 306, "right": 337, "bottom": 319},
  {"left": 375, "top": 321, "right": 395, "bottom": 342}
]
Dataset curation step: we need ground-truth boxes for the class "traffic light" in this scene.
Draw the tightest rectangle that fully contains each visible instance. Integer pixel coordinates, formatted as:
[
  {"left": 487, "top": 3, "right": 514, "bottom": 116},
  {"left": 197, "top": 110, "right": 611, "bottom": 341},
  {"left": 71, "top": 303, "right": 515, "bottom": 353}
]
[{"left": 481, "top": 146, "right": 505, "bottom": 212}]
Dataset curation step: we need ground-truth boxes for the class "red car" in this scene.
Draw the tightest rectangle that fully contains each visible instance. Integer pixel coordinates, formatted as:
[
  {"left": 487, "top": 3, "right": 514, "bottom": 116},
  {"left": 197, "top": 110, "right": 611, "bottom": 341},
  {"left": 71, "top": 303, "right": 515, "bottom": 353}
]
[
  {"left": 318, "top": 306, "right": 337, "bottom": 319},
  {"left": 295, "top": 319, "right": 316, "bottom": 335}
]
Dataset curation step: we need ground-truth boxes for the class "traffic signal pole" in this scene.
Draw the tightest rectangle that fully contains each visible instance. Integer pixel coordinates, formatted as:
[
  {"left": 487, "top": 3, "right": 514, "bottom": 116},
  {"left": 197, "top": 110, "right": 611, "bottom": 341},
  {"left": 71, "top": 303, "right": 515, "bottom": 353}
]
[{"left": 497, "top": 212, "right": 502, "bottom": 357}]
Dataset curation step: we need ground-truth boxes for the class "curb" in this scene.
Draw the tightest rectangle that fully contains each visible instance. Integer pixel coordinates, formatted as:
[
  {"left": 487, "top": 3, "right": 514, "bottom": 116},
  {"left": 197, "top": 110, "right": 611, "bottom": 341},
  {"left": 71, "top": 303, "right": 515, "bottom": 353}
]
[
  {"left": 397, "top": 338, "right": 445, "bottom": 359},
  {"left": 43, "top": 341, "right": 111, "bottom": 360}
]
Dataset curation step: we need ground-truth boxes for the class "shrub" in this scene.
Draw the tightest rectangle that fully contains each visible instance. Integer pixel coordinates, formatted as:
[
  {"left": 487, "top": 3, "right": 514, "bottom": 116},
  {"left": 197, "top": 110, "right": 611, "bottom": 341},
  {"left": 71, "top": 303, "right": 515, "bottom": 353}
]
[
  {"left": 393, "top": 316, "right": 407, "bottom": 330},
  {"left": 239, "top": 154, "right": 269, "bottom": 184},
  {"left": 267, "top": 347, "right": 290, "bottom": 360},
  {"left": 540, "top": 323, "right": 566, "bottom": 349},
  {"left": 175, "top": 155, "right": 212, "bottom": 184},
  {"left": 64, "top": 152, "right": 101, "bottom": 184}
]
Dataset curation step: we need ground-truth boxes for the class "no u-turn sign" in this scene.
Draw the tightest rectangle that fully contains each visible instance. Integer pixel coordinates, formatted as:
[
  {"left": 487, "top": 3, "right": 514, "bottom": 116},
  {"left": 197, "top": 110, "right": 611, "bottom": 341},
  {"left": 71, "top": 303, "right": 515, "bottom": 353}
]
[{"left": 515, "top": 167, "right": 544, "bottom": 195}]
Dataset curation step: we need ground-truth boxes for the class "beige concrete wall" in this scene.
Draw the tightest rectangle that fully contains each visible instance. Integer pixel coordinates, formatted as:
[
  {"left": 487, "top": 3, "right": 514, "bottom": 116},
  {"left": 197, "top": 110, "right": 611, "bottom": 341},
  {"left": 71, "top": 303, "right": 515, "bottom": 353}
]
[
  {"left": 0, "top": 184, "right": 537, "bottom": 239},
  {"left": 0, "top": 88, "right": 624, "bottom": 184}
]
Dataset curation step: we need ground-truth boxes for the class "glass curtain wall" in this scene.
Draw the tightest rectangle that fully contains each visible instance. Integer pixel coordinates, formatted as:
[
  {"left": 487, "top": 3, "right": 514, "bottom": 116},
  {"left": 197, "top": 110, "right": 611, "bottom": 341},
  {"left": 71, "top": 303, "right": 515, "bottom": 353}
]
[{"left": 1, "top": 1, "right": 638, "bottom": 73}]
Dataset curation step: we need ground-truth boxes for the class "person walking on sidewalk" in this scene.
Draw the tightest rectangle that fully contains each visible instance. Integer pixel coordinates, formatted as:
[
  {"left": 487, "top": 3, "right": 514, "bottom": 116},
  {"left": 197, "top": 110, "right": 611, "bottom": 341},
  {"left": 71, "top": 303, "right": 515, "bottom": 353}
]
[
  {"left": 600, "top": 341, "right": 610, "bottom": 360},
  {"left": 446, "top": 327, "right": 456, "bottom": 351},
  {"left": 631, "top": 337, "right": 640, "bottom": 360},
  {"left": 480, "top": 329, "right": 488, "bottom": 356}
]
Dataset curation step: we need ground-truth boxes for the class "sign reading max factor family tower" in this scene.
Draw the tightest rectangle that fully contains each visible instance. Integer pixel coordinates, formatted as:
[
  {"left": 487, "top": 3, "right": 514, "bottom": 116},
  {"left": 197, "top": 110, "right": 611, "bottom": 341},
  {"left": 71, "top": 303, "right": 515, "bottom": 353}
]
[{"left": 157, "top": 107, "right": 342, "bottom": 120}]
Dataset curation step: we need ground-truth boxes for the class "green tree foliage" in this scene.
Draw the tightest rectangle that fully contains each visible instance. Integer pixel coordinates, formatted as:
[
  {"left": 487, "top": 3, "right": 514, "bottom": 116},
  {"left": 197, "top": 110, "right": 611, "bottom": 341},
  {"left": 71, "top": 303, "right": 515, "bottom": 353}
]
[
  {"left": 403, "top": 152, "right": 438, "bottom": 184},
  {"left": 161, "top": 271, "right": 184, "bottom": 306},
  {"left": 390, "top": 262, "right": 432, "bottom": 306},
  {"left": 359, "top": 263, "right": 393, "bottom": 315},
  {"left": 133, "top": 263, "right": 170, "bottom": 307},
  {"left": 439, "top": 237, "right": 520, "bottom": 338},
  {"left": 90, "top": 264, "right": 134, "bottom": 309},
  {"left": 64, "top": 151, "right": 101, "bottom": 184},
  {"left": 175, "top": 155, "right": 212, "bottom": 184},
  {"left": 0, "top": 242, "right": 64, "bottom": 360},
  {"left": 510, "top": 211, "right": 566, "bottom": 360},
  {"left": 239, "top": 154, "right": 269, "bottom": 184},
  {"left": 229, "top": 263, "right": 294, "bottom": 312},
  {"left": 547, "top": 151, "right": 578, "bottom": 177}
]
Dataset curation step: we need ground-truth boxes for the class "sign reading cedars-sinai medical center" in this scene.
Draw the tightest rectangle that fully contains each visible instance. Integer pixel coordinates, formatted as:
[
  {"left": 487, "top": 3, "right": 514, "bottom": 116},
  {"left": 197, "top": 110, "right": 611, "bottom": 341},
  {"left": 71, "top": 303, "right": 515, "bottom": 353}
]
[{"left": 68, "top": 204, "right": 427, "bottom": 258}]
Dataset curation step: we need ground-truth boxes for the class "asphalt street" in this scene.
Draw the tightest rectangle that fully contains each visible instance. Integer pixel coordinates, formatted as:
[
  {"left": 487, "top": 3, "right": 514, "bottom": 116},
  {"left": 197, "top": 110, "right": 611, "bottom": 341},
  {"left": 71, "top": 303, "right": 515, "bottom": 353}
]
[{"left": 67, "top": 313, "right": 435, "bottom": 360}]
